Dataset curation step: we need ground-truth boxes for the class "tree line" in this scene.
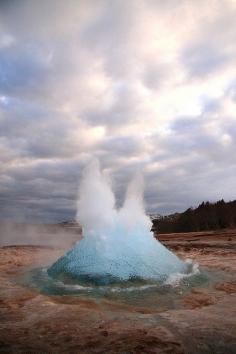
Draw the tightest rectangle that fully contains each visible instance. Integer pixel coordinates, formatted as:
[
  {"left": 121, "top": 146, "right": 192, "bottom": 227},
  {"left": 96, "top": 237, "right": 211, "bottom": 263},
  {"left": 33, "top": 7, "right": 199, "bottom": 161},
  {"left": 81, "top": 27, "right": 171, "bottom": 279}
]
[{"left": 152, "top": 199, "right": 236, "bottom": 233}]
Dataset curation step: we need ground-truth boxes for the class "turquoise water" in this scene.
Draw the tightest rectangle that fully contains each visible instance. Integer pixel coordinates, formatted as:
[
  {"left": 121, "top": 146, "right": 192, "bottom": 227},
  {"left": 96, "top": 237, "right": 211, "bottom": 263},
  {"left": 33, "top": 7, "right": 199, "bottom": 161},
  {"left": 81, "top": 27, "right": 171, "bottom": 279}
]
[
  {"left": 19, "top": 266, "right": 226, "bottom": 310},
  {"left": 47, "top": 231, "right": 188, "bottom": 285}
]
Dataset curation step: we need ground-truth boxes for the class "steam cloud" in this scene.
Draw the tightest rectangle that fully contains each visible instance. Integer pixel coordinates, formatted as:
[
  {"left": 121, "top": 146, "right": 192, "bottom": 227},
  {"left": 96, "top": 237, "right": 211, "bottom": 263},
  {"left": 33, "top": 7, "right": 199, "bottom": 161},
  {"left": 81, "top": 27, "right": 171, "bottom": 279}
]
[{"left": 48, "top": 160, "right": 187, "bottom": 284}]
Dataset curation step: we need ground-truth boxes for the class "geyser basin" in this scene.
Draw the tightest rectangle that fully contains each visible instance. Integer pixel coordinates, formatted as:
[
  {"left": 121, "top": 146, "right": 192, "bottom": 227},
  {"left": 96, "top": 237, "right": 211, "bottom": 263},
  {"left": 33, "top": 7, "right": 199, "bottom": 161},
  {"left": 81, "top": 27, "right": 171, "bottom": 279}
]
[
  {"left": 48, "top": 160, "right": 189, "bottom": 285},
  {"left": 22, "top": 265, "right": 223, "bottom": 311}
]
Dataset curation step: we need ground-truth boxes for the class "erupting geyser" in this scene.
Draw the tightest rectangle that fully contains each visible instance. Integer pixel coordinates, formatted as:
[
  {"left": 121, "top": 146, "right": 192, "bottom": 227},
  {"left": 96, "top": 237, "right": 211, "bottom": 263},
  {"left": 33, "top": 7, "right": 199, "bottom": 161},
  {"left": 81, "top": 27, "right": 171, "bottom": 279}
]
[{"left": 48, "top": 160, "right": 188, "bottom": 285}]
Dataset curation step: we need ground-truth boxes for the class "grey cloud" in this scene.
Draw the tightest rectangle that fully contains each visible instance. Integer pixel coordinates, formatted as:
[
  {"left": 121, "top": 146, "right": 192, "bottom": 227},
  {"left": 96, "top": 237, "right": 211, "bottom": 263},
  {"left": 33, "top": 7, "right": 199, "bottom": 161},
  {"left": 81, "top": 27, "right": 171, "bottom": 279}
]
[
  {"left": 145, "top": 147, "right": 236, "bottom": 214},
  {"left": 181, "top": 2, "right": 236, "bottom": 78},
  {"left": 142, "top": 63, "right": 168, "bottom": 90},
  {"left": 226, "top": 81, "right": 236, "bottom": 102},
  {"left": 0, "top": 158, "right": 83, "bottom": 222},
  {"left": 98, "top": 135, "right": 142, "bottom": 157},
  {"left": 158, "top": 117, "right": 236, "bottom": 166},
  {"left": 80, "top": 1, "right": 142, "bottom": 79},
  {"left": 83, "top": 83, "right": 143, "bottom": 128},
  {"left": 0, "top": 97, "right": 89, "bottom": 160},
  {"left": 182, "top": 42, "right": 229, "bottom": 78},
  {"left": 145, "top": 100, "right": 236, "bottom": 213},
  {"left": 0, "top": 42, "right": 50, "bottom": 97},
  {"left": 0, "top": 0, "right": 236, "bottom": 223}
]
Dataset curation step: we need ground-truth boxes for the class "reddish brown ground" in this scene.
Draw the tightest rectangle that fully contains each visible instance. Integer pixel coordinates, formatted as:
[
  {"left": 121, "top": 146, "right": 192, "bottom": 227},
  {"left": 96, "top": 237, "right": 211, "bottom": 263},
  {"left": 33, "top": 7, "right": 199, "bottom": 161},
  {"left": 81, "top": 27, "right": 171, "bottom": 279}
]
[{"left": 0, "top": 229, "right": 236, "bottom": 353}]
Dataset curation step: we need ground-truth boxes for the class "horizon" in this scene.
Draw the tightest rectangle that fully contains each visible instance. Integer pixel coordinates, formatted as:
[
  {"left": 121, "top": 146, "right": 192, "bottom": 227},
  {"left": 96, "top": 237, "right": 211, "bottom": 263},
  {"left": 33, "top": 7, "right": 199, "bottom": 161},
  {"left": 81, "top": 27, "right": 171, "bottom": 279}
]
[
  {"left": 0, "top": 0, "right": 236, "bottom": 223},
  {"left": 0, "top": 197, "right": 235, "bottom": 225}
]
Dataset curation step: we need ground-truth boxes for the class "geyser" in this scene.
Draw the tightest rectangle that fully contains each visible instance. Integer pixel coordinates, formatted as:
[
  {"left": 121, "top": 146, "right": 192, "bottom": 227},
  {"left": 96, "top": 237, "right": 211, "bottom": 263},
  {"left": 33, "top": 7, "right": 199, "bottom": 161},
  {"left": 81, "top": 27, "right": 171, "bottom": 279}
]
[{"left": 48, "top": 160, "right": 187, "bottom": 285}]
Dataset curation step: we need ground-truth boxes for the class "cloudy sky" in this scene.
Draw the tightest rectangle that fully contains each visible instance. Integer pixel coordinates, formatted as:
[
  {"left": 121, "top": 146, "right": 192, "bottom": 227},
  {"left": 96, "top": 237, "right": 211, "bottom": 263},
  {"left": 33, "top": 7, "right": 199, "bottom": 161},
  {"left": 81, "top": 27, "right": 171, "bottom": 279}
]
[{"left": 0, "top": 0, "right": 236, "bottom": 222}]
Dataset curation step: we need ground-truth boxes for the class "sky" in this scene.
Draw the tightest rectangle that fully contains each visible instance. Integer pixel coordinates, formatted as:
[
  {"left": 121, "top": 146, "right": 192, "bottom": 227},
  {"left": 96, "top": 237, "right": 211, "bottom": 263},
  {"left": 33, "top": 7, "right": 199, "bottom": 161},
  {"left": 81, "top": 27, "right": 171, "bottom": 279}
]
[{"left": 0, "top": 0, "right": 236, "bottom": 223}]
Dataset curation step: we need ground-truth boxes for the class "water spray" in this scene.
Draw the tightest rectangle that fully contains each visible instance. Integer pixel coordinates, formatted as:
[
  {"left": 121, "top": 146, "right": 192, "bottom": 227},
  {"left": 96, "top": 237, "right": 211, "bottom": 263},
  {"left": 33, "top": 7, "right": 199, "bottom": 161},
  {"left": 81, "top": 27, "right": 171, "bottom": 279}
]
[{"left": 48, "top": 160, "right": 187, "bottom": 285}]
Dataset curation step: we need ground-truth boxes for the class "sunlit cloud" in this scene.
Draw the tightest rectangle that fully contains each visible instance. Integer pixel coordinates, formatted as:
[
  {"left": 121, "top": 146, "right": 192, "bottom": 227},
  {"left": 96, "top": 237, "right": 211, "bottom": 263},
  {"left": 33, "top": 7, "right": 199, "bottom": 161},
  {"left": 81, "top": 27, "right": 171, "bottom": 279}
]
[{"left": 0, "top": 0, "right": 236, "bottom": 221}]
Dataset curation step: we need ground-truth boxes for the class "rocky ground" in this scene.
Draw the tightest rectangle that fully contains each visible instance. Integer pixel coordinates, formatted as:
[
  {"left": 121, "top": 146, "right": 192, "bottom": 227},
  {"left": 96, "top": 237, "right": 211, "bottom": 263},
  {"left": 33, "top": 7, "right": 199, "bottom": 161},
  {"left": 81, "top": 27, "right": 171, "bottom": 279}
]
[{"left": 0, "top": 229, "right": 236, "bottom": 353}]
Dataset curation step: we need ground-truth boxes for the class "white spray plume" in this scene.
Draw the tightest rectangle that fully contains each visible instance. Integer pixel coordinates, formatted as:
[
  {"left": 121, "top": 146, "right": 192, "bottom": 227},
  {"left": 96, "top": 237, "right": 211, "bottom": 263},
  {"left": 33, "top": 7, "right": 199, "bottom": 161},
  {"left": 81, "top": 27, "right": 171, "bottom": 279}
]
[
  {"left": 118, "top": 172, "right": 151, "bottom": 232},
  {"left": 76, "top": 159, "right": 116, "bottom": 236},
  {"left": 76, "top": 159, "right": 151, "bottom": 236}
]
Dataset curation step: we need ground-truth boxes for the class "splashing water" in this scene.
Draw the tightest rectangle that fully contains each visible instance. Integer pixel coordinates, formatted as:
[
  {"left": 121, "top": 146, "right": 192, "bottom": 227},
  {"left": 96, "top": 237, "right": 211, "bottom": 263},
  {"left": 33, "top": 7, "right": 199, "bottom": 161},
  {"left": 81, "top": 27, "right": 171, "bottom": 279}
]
[{"left": 48, "top": 160, "right": 188, "bottom": 285}]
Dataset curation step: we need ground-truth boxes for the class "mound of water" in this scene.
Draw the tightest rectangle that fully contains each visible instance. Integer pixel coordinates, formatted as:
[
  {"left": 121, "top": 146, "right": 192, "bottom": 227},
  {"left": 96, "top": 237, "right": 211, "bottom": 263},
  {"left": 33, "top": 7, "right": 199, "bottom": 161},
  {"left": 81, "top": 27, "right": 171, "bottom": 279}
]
[{"left": 48, "top": 160, "right": 187, "bottom": 285}]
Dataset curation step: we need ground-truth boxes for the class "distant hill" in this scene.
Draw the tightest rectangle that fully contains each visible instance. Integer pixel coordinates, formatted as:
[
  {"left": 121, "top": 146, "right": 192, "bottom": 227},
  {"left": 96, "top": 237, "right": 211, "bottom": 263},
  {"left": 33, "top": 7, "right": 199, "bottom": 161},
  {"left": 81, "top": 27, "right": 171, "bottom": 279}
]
[{"left": 152, "top": 199, "right": 236, "bottom": 234}]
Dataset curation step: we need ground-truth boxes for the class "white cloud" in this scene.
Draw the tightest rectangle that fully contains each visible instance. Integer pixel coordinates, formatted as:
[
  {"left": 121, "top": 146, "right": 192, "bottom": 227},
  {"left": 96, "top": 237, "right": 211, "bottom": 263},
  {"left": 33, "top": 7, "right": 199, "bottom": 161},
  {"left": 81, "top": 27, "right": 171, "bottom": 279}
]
[{"left": 0, "top": 0, "right": 236, "bottom": 221}]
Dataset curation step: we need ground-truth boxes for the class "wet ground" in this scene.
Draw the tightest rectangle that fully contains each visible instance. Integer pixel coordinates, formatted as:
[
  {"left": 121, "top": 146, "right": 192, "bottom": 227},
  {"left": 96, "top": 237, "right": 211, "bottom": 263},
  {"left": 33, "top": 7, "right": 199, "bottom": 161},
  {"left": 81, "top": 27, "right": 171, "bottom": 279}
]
[{"left": 0, "top": 229, "right": 236, "bottom": 353}]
